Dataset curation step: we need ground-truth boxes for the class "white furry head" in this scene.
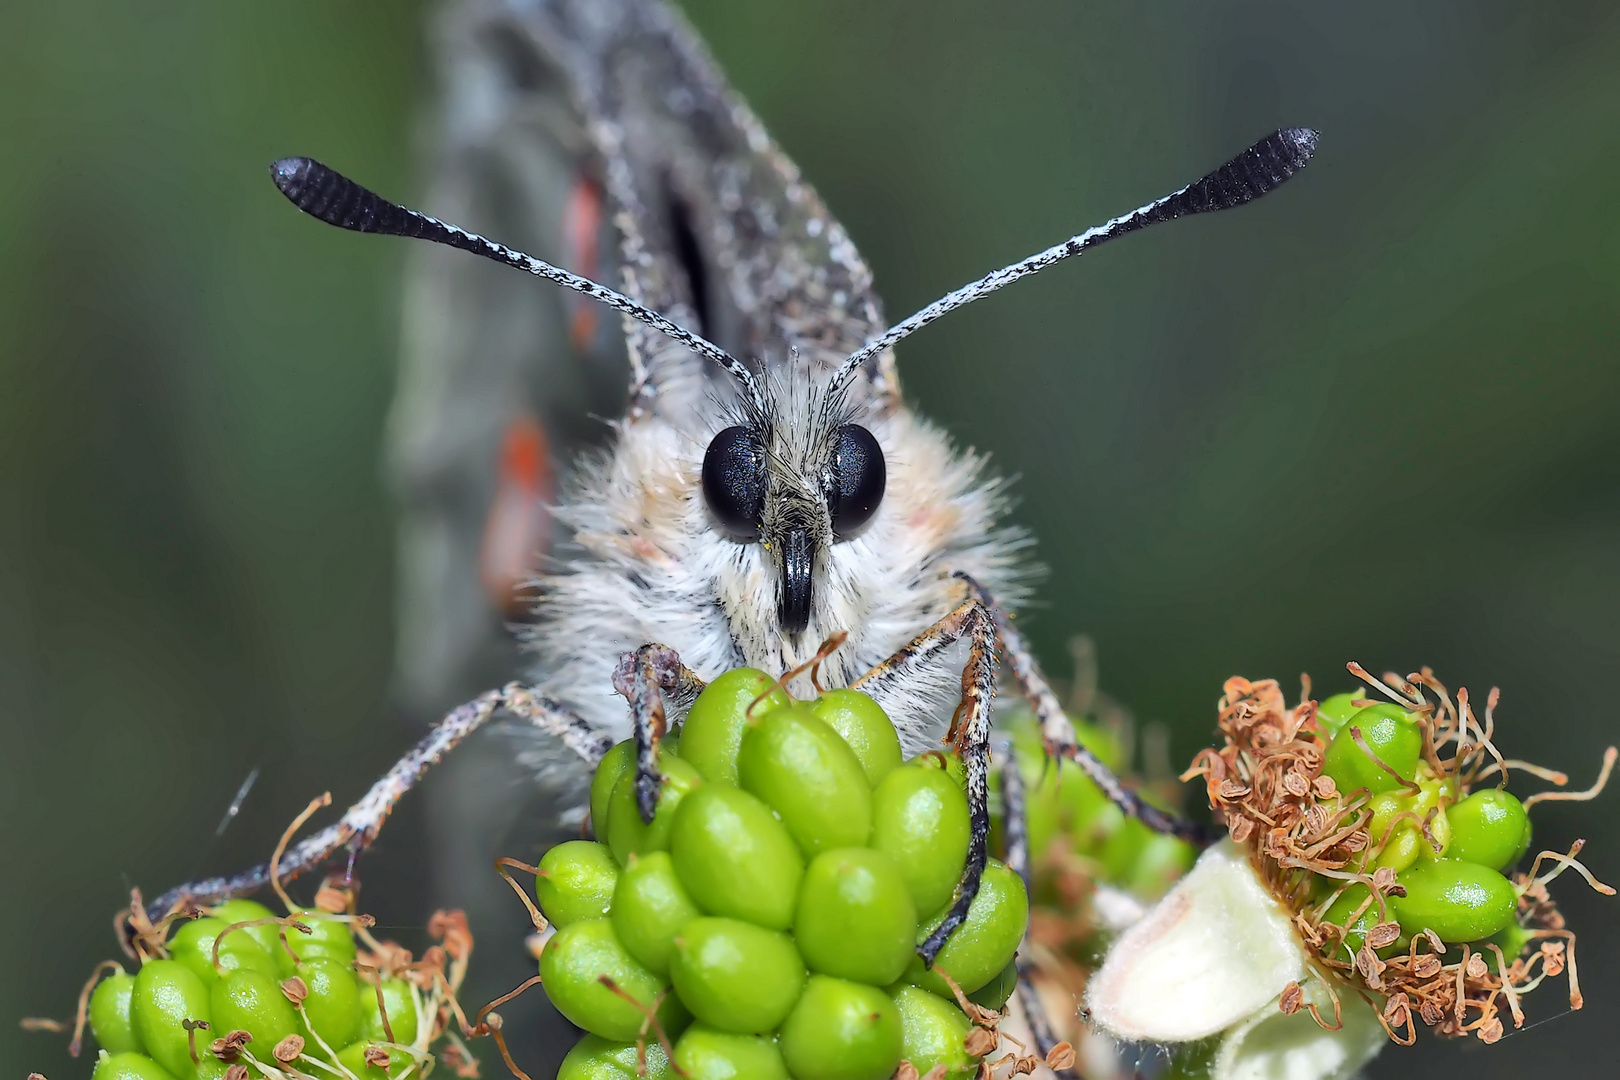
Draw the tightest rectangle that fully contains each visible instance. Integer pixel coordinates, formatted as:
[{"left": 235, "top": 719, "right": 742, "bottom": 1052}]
[{"left": 528, "top": 356, "right": 1028, "bottom": 761}]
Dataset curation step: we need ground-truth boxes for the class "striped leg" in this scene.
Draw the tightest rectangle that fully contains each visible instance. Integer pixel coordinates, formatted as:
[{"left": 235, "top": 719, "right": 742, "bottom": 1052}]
[
  {"left": 954, "top": 573, "right": 1205, "bottom": 845},
  {"left": 143, "top": 684, "right": 608, "bottom": 922},
  {"left": 612, "top": 644, "right": 707, "bottom": 822},
  {"left": 1000, "top": 742, "right": 1079, "bottom": 1078},
  {"left": 854, "top": 596, "right": 998, "bottom": 965}
]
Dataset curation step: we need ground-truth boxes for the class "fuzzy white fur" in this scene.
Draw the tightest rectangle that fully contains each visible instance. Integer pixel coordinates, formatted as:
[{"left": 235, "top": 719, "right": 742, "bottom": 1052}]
[{"left": 521, "top": 363, "right": 1029, "bottom": 791}]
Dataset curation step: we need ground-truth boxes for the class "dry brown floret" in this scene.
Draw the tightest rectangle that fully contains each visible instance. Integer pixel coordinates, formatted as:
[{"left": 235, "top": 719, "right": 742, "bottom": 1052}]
[
  {"left": 25, "top": 795, "right": 479, "bottom": 1079},
  {"left": 1182, "top": 665, "right": 1613, "bottom": 1044}
]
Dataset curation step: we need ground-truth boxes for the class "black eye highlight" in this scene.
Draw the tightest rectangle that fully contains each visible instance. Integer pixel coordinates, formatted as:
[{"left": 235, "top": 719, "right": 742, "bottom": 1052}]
[
  {"left": 825, "top": 424, "right": 885, "bottom": 537},
  {"left": 702, "top": 425, "right": 767, "bottom": 538}
]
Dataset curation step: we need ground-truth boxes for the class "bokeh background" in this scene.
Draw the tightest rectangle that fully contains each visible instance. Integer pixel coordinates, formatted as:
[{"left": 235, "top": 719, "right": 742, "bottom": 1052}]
[{"left": 5, "top": 1, "right": 1618, "bottom": 1078}]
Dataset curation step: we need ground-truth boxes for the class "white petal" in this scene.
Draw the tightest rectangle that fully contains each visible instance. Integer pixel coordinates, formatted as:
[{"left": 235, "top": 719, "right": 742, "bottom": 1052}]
[
  {"left": 1214, "top": 983, "right": 1385, "bottom": 1080},
  {"left": 1086, "top": 840, "right": 1305, "bottom": 1042}
]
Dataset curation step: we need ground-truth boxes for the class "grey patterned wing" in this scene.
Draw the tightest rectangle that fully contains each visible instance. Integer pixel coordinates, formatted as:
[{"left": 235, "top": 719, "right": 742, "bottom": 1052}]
[
  {"left": 385, "top": 10, "right": 665, "bottom": 1064},
  {"left": 387, "top": 0, "right": 632, "bottom": 723},
  {"left": 501, "top": 0, "right": 898, "bottom": 416}
]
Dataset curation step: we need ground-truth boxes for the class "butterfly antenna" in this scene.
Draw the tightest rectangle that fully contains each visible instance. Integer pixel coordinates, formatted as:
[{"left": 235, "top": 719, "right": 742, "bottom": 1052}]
[
  {"left": 833, "top": 127, "right": 1320, "bottom": 387},
  {"left": 269, "top": 156, "right": 764, "bottom": 407}
]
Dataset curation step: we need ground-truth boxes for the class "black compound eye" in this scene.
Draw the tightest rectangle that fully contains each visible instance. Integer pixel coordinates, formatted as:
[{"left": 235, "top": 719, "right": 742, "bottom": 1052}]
[
  {"left": 702, "top": 425, "right": 767, "bottom": 538},
  {"left": 825, "top": 424, "right": 885, "bottom": 537}
]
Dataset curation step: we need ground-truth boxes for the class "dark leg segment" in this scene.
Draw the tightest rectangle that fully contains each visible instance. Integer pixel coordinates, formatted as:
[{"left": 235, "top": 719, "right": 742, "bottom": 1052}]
[
  {"left": 612, "top": 644, "right": 707, "bottom": 823},
  {"left": 145, "top": 684, "right": 607, "bottom": 922},
  {"left": 853, "top": 596, "right": 998, "bottom": 966},
  {"left": 1014, "top": 955, "right": 1076, "bottom": 1077},
  {"left": 854, "top": 574, "right": 1204, "bottom": 966},
  {"left": 1000, "top": 741, "right": 1078, "bottom": 1078},
  {"left": 999, "top": 739, "right": 1031, "bottom": 898},
  {"left": 956, "top": 573, "right": 1206, "bottom": 845},
  {"left": 920, "top": 603, "right": 997, "bottom": 964}
]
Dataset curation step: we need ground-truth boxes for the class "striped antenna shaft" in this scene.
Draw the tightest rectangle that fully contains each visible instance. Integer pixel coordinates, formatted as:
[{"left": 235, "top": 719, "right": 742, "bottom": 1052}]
[
  {"left": 833, "top": 127, "right": 1320, "bottom": 387},
  {"left": 269, "top": 156, "right": 764, "bottom": 406}
]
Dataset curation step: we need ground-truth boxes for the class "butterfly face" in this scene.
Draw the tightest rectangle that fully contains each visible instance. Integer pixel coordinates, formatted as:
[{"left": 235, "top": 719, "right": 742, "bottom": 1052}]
[{"left": 701, "top": 407, "right": 885, "bottom": 634}]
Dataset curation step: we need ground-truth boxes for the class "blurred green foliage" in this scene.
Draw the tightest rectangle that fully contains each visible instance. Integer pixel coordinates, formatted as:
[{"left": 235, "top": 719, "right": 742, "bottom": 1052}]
[{"left": 4, "top": 2, "right": 1618, "bottom": 1079}]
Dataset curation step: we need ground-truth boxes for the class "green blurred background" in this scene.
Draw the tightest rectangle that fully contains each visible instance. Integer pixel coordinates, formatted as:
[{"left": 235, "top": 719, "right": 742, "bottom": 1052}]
[{"left": 5, "top": 2, "right": 1618, "bottom": 1077}]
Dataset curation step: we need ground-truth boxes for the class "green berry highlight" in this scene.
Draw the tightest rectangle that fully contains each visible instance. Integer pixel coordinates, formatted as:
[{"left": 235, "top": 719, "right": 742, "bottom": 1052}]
[
  {"left": 965, "top": 959, "right": 1018, "bottom": 1012},
  {"left": 1319, "top": 885, "right": 1405, "bottom": 960},
  {"left": 208, "top": 899, "right": 282, "bottom": 960},
  {"left": 612, "top": 850, "right": 703, "bottom": 976},
  {"left": 168, "top": 917, "right": 279, "bottom": 986},
  {"left": 357, "top": 975, "right": 420, "bottom": 1046},
  {"left": 590, "top": 740, "right": 638, "bottom": 839},
  {"left": 794, "top": 848, "right": 916, "bottom": 986},
  {"left": 680, "top": 668, "right": 791, "bottom": 786},
  {"left": 209, "top": 969, "right": 297, "bottom": 1055},
  {"left": 669, "top": 917, "right": 806, "bottom": 1033},
  {"left": 672, "top": 1024, "right": 792, "bottom": 1080},
  {"left": 294, "top": 957, "right": 362, "bottom": 1049},
  {"left": 335, "top": 1041, "right": 415, "bottom": 1080},
  {"left": 810, "top": 689, "right": 903, "bottom": 787},
  {"left": 130, "top": 960, "right": 211, "bottom": 1078},
  {"left": 540, "top": 918, "right": 679, "bottom": 1041},
  {"left": 893, "top": 984, "right": 977, "bottom": 1080},
  {"left": 88, "top": 970, "right": 143, "bottom": 1055},
  {"left": 870, "top": 763, "right": 970, "bottom": 916},
  {"left": 669, "top": 785, "right": 804, "bottom": 929},
  {"left": 556, "top": 1034, "right": 676, "bottom": 1079},
  {"left": 1313, "top": 692, "right": 1362, "bottom": 737},
  {"left": 1446, "top": 788, "right": 1532, "bottom": 871},
  {"left": 738, "top": 704, "right": 873, "bottom": 856},
  {"left": 91, "top": 1052, "right": 177, "bottom": 1080},
  {"left": 906, "top": 859, "right": 1027, "bottom": 997},
  {"left": 1388, "top": 857, "right": 1518, "bottom": 943},
  {"left": 606, "top": 752, "right": 705, "bottom": 865},
  {"left": 778, "top": 975, "right": 902, "bottom": 1080},
  {"left": 283, "top": 909, "right": 359, "bottom": 970},
  {"left": 537, "top": 840, "right": 621, "bottom": 927},
  {"left": 1321, "top": 703, "right": 1423, "bottom": 795}
]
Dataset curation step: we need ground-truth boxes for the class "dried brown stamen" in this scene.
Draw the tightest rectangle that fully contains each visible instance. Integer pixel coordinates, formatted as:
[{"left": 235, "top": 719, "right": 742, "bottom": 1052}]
[
  {"left": 273, "top": 1034, "right": 305, "bottom": 1063},
  {"left": 211, "top": 914, "right": 304, "bottom": 973},
  {"left": 356, "top": 965, "right": 399, "bottom": 1045},
  {"left": 182, "top": 1019, "right": 210, "bottom": 1064},
  {"left": 748, "top": 632, "right": 848, "bottom": 718},
  {"left": 493, "top": 858, "right": 548, "bottom": 933},
  {"left": 1347, "top": 725, "right": 1420, "bottom": 795},
  {"left": 46, "top": 959, "right": 124, "bottom": 1057},
  {"left": 1522, "top": 746, "right": 1616, "bottom": 809},
  {"left": 212, "top": 1029, "right": 252, "bottom": 1061},
  {"left": 1525, "top": 839, "right": 1617, "bottom": 896},
  {"left": 590, "top": 978, "right": 686, "bottom": 1079},
  {"left": 270, "top": 793, "right": 333, "bottom": 912},
  {"left": 1203, "top": 665, "right": 1606, "bottom": 1044}
]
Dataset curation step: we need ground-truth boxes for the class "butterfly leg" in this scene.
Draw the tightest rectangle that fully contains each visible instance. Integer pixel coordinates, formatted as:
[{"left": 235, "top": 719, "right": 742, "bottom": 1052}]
[
  {"left": 955, "top": 573, "right": 1206, "bottom": 845},
  {"left": 143, "top": 684, "right": 608, "bottom": 922},
  {"left": 999, "top": 740, "right": 1078, "bottom": 1077},
  {"left": 613, "top": 644, "right": 708, "bottom": 822},
  {"left": 853, "top": 595, "right": 998, "bottom": 965}
]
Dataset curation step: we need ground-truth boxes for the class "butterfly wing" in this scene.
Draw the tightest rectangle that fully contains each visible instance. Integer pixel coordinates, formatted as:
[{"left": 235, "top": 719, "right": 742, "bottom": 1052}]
[{"left": 492, "top": 0, "right": 896, "bottom": 415}]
